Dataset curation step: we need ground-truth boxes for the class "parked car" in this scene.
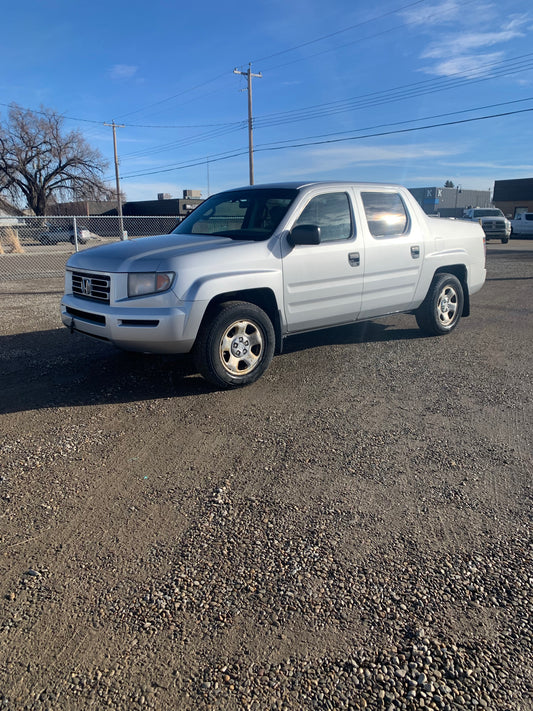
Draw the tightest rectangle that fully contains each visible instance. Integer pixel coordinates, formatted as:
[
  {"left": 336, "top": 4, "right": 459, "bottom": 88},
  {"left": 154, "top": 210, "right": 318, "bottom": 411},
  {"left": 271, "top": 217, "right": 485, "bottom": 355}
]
[
  {"left": 61, "top": 181, "right": 486, "bottom": 388},
  {"left": 38, "top": 223, "right": 91, "bottom": 245},
  {"left": 0, "top": 215, "right": 23, "bottom": 228},
  {"left": 510, "top": 212, "right": 533, "bottom": 237}
]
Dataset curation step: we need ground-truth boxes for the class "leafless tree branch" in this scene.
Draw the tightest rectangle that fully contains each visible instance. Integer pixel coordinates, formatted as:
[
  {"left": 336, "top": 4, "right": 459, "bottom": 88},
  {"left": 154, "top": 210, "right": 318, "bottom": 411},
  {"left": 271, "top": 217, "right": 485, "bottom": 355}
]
[{"left": 0, "top": 104, "right": 112, "bottom": 215}]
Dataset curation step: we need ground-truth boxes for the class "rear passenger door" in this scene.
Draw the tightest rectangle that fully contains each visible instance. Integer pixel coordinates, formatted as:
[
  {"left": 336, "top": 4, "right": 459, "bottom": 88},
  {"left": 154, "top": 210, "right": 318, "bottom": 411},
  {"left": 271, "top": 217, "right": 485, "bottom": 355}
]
[
  {"left": 282, "top": 190, "right": 363, "bottom": 333},
  {"left": 356, "top": 190, "right": 424, "bottom": 319}
]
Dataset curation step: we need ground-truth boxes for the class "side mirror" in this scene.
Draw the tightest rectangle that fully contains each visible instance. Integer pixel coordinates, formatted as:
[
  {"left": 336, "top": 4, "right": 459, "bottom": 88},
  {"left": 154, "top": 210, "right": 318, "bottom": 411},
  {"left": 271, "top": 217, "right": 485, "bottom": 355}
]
[{"left": 288, "top": 224, "right": 321, "bottom": 246}]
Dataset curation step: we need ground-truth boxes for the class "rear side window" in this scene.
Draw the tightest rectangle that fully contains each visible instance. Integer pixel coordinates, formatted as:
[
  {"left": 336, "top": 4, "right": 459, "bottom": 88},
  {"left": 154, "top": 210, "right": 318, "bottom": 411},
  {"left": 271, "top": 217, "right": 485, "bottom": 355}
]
[
  {"left": 294, "top": 192, "right": 353, "bottom": 242},
  {"left": 361, "top": 192, "right": 409, "bottom": 237}
]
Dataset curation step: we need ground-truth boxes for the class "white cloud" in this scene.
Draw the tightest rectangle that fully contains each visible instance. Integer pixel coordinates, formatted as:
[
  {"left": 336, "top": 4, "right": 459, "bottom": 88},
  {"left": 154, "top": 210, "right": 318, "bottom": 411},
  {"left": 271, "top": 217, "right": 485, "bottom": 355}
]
[
  {"left": 109, "top": 64, "right": 138, "bottom": 80},
  {"left": 423, "top": 22, "right": 527, "bottom": 60},
  {"left": 273, "top": 143, "right": 455, "bottom": 177},
  {"left": 426, "top": 52, "right": 504, "bottom": 78},
  {"left": 402, "top": 0, "right": 463, "bottom": 27},
  {"left": 406, "top": 4, "right": 530, "bottom": 78}
]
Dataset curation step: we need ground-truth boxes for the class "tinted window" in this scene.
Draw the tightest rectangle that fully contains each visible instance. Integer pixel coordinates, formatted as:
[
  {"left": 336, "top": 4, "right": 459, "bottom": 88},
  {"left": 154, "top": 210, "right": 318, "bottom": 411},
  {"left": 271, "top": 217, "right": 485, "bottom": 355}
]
[
  {"left": 361, "top": 192, "right": 409, "bottom": 237},
  {"left": 294, "top": 192, "right": 352, "bottom": 242}
]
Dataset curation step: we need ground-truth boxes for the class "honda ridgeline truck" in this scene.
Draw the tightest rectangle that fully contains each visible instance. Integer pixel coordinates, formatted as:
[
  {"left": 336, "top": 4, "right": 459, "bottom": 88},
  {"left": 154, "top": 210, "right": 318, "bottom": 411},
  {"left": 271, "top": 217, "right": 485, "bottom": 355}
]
[{"left": 61, "top": 182, "right": 486, "bottom": 388}]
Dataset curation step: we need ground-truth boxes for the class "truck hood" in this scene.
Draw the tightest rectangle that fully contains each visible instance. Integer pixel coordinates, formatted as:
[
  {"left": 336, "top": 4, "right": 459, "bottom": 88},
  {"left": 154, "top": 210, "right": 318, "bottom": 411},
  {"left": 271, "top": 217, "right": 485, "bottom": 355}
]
[{"left": 66, "top": 232, "right": 253, "bottom": 272}]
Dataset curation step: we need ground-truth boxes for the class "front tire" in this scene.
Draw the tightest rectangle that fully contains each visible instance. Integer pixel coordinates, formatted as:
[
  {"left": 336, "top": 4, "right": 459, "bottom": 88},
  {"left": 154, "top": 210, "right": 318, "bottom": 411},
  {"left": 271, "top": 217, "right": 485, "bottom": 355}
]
[
  {"left": 193, "top": 301, "right": 275, "bottom": 388},
  {"left": 416, "top": 274, "right": 464, "bottom": 336}
]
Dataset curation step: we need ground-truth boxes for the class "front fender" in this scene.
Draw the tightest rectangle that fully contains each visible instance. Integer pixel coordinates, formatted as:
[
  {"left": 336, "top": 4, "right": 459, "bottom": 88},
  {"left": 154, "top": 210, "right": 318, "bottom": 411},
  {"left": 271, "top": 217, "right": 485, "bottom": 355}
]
[
  {"left": 177, "top": 269, "right": 284, "bottom": 344},
  {"left": 179, "top": 269, "right": 283, "bottom": 305}
]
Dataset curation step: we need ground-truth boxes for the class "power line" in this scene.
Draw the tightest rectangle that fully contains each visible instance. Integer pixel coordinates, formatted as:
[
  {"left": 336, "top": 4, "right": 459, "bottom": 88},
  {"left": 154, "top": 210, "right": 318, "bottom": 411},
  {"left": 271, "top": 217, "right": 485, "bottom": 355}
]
[
  {"left": 254, "top": 0, "right": 480, "bottom": 73},
  {"left": 4, "top": 47, "right": 532, "bottom": 141},
  {"left": 117, "top": 105, "right": 533, "bottom": 181},
  {"left": 252, "top": 53, "right": 533, "bottom": 128},
  {"left": 253, "top": 96, "right": 533, "bottom": 149},
  {"left": 120, "top": 122, "right": 247, "bottom": 161},
  {"left": 114, "top": 72, "right": 230, "bottom": 121},
  {"left": 256, "top": 107, "right": 533, "bottom": 152},
  {"left": 116, "top": 53, "right": 533, "bottom": 164},
  {"left": 249, "top": 0, "right": 429, "bottom": 65},
  {"left": 113, "top": 0, "right": 432, "bottom": 125},
  {"left": 104, "top": 0, "right": 469, "bottom": 127}
]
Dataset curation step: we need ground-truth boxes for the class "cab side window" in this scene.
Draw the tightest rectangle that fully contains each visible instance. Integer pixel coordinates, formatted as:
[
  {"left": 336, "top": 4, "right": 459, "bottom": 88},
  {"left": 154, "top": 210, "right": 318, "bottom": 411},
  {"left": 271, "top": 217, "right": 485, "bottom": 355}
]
[
  {"left": 361, "top": 192, "right": 409, "bottom": 237},
  {"left": 294, "top": 192, "right": 353, "bottom": 242}
]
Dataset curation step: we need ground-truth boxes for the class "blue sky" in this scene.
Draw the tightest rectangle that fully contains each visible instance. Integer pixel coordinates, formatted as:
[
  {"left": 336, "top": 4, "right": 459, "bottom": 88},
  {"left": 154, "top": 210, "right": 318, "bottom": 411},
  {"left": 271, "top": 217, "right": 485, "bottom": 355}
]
[{"left": 2, "top": 0, "right": 533, "bottom": 202}]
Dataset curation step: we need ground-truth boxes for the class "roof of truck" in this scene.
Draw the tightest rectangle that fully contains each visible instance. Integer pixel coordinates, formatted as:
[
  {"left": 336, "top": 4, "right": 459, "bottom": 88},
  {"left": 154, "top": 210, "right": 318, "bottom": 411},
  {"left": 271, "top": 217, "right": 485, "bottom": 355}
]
[{"left": 225, "top": 181, "right": 405, "bottom": 192}]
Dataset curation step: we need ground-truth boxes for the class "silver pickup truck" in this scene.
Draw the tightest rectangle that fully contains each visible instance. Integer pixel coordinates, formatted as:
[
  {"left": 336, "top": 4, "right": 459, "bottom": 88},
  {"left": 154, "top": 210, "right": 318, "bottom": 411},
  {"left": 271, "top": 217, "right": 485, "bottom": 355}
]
[{"left": 61, "top": 181, "right": 486, "bottom": 387}]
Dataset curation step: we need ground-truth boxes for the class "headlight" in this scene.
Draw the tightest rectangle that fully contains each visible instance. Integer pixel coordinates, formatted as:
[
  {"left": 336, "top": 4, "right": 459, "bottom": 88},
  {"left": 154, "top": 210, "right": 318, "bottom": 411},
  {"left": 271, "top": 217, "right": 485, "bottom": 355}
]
[{"left": 128, "top": 272, "right": 174, "bottom": 297}]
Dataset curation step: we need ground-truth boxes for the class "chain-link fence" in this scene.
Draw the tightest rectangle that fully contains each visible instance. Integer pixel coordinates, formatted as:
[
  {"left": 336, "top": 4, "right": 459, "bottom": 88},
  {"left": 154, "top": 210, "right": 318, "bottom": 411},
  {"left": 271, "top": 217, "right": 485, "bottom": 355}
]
[{"left": 0, "top": 215, "right": 183, "bottom": 281}]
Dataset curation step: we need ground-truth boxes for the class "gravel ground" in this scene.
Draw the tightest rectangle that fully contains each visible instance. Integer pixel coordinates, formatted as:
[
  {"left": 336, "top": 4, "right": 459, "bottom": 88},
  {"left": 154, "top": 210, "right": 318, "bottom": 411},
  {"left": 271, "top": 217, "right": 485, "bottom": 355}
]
[{"left": 0, "top": 241, "right": 532, "bottom": 710}]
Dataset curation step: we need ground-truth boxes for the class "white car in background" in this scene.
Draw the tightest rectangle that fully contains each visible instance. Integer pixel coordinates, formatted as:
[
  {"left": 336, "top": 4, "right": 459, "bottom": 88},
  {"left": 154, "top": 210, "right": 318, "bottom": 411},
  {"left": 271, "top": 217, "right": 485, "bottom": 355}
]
[{"left": 510, "top": 212, "right": 533, "bottom": 237}]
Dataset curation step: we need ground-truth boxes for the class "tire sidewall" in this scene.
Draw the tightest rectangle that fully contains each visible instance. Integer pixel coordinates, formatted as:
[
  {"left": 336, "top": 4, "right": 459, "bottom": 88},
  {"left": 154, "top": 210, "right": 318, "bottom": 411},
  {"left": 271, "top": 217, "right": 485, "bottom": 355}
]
[
  {"left": 196, "top": 302, "right": 275, "bottom": 388},
  {"left": 428, "top": 274, "right": 464, "bottom": 335}
]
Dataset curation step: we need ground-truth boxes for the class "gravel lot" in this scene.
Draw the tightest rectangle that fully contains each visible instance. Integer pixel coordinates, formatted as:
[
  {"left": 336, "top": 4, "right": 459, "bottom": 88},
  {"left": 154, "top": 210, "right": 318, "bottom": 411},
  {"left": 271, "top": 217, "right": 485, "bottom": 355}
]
[{"left": 0, "top": 241, "right": 532, "bottom": 710}]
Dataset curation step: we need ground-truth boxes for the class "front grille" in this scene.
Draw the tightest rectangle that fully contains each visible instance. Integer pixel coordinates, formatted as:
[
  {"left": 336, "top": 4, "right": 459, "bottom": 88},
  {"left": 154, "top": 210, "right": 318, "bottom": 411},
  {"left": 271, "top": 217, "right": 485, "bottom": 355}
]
[{"left": 72, "top": 271, "right": 110, "bottom": 303}]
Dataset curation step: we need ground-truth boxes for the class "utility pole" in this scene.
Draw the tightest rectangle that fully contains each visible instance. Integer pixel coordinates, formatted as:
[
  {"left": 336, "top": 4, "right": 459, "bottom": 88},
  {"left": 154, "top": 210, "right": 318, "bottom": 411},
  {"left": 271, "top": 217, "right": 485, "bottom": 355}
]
[
  {"left": 233, "top": 63, "right": 262, "bottom": 185},
  {"left": 104, "top": 121, "right": 126, "bottom": 239}
]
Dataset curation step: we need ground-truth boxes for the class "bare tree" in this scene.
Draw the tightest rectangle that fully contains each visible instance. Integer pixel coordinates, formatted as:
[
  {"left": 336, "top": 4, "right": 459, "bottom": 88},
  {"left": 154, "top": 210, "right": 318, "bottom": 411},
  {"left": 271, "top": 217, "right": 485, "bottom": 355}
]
[{"left": 0, "top": 104, "right": 112, "bottom": 215}]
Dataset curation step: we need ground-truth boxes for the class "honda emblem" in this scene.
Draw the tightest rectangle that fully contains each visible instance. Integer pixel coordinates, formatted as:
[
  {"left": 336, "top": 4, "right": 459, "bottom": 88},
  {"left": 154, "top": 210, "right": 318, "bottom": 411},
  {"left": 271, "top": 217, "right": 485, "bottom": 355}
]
[{"left": 81, "top": 277, "right": 91, "bottom": 296}]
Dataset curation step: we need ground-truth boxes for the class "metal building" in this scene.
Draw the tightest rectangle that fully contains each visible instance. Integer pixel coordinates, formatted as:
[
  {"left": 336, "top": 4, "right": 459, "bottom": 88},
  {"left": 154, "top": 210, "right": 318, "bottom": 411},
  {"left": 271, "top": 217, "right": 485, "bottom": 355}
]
[{"left": 408, "top": 186, "right": 492, "bottom": 217}]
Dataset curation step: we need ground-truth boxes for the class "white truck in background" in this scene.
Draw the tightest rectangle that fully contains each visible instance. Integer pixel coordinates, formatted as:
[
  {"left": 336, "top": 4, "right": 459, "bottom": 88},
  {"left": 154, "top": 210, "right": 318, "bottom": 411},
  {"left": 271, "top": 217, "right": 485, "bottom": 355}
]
[
  {"left": 462, "top": 207, "right": 511, "bottom": 244},
  {"left": 510, "top": 212, "right": 533, "bottom": 237}
]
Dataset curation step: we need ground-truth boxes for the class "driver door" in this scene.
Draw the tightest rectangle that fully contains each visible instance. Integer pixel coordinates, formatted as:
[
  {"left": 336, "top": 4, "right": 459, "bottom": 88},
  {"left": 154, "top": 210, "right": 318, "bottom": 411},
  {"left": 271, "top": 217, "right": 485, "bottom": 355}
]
[{"left": 281, "top": 190, "right": 363, "bottom": 333}]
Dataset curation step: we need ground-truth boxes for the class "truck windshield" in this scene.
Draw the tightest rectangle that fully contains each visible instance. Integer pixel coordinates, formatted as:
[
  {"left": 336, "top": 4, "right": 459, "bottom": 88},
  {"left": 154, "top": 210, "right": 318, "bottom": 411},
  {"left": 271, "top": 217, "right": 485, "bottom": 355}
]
[
  {"left": 473, "top": 209, "right": 504, "bottom": 218},
  {"left": 173, "top": 188, "right": 298, "bottom": 240}
]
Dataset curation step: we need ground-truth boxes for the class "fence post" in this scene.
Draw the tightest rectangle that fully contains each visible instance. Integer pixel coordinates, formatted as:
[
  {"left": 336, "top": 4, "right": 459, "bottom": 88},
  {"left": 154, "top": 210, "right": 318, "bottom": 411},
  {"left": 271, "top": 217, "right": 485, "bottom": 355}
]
[{"left": 73, "top": 217, "right": 79, "bottom": 252}]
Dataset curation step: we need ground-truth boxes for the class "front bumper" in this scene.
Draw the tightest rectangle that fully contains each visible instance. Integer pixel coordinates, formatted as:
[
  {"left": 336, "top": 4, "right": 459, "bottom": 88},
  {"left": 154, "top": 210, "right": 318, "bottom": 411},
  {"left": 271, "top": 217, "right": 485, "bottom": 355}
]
[
  {"left": 61, "top": 295, "right": 197, "bottom": 354},
  {"left": 482, "top": 226, "right": 511, "bottom": 239}
]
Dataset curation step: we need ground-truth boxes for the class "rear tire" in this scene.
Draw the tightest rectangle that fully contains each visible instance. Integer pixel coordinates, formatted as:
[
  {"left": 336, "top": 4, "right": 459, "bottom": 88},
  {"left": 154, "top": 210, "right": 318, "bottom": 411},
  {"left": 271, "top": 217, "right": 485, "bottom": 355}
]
[
  {"left": 416, "top": 273, "right": 464, "bottom": 336},
  {"left": 193, "top": 301, "right": 275, "bottom": 388}
]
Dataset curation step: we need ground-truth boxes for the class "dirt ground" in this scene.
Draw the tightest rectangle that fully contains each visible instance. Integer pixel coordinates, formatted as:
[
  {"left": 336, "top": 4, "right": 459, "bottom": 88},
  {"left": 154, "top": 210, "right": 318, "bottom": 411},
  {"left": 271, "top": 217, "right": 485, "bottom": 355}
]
[{"left": 0, "top": 241, "right": 532, "bottom": 710}]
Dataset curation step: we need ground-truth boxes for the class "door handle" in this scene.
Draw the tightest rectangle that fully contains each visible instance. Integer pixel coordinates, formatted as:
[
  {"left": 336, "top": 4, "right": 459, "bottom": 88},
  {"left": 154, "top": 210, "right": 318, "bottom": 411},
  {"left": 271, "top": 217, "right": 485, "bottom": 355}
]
[
  {"left": 348, "top": 252, "right": 360, "bottom": 267},
  {"left": 410, "top": 245, "right": 420, "bottom": 259}
]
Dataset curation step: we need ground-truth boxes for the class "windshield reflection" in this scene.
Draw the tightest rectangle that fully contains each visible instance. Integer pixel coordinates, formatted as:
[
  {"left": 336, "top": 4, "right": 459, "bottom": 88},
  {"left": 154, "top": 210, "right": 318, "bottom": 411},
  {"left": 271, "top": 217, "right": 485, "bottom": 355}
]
[{"left": 173, "top": 188, "right": 298, "bottom": 241}]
